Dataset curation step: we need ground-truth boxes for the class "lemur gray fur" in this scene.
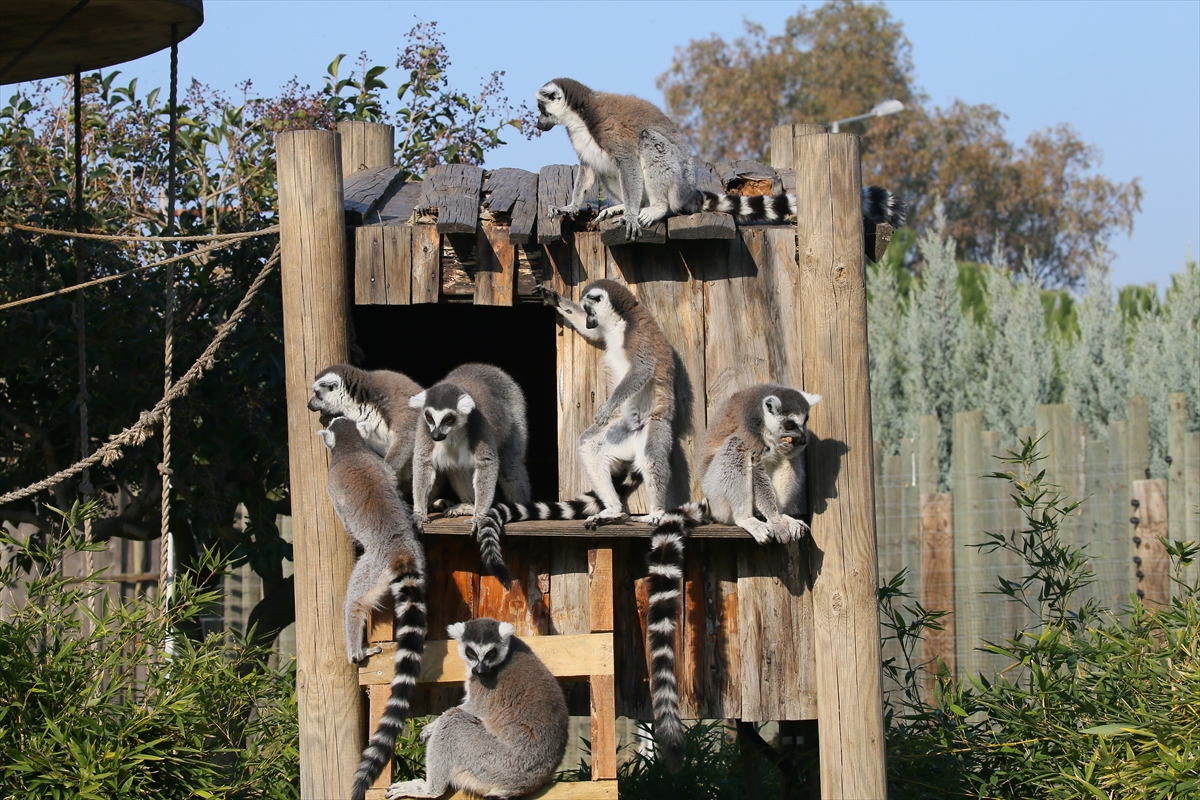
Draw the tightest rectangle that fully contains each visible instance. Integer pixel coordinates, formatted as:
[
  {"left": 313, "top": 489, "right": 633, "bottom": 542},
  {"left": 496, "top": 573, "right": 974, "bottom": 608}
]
[
  {"left": 534, "top": 279, "right": 677, "bottom": 528},
  {"left": 308, "top": 365, "right": 423, "bottom": 492},
  {"left": 318, "top": 417, "right": 427, "bottom": 800},
  {"left": 535, "top": 77, "right": 907, "bottom": 240},
  {"left": 700, "top": 384, "right": 820, "bottom": 544},
  {"left": 386, "top": 618, "right": 569, "bottom": 800},
  {"left": 409, "top": 363, "right": 530, "bottom": 586}
]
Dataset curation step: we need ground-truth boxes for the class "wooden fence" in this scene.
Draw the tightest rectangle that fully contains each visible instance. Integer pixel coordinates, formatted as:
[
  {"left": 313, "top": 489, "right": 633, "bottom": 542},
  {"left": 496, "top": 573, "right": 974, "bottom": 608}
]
[{"left": 876, "top": 394, "right": 1200, "bottom": 681}]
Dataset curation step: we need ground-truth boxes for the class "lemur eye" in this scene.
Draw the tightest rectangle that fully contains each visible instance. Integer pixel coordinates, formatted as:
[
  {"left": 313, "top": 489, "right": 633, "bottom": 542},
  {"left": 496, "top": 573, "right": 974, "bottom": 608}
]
[
  {"left": 445, "top": 414, "right": 456, "bottom": 426},
  {"left": 465, "top": 647, "right": 476, "bottom": 660},
  {"left": 425, "top": 411, "right": 433, "bottom": 422}
]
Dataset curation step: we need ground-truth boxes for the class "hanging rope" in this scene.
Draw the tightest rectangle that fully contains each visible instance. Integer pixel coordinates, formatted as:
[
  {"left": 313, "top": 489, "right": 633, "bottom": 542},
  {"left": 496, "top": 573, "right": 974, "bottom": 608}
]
[
  {"left": 0, "top": 222, "right": 279, "bottom": 242},
  {"left": 0, "top": 245, "right": 279, "bottom": 507},
  {"left": 161, "top": 26, "right": 180, "bottom": 636}
]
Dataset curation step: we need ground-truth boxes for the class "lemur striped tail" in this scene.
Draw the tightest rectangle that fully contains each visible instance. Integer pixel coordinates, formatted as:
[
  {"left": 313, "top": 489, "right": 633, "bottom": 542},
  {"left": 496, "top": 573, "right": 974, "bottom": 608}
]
[
  {"left": 350, "top": 570, "right": 427, "bottom": 800},
  {"left": 699, "top": 185, "right": 906, "bottom": 229},
  {"left": 489, "top": 492, "right": 607, "bottom": 524},
  {"left": 474, "top": 510, "right": 514, "bottom": 588},
  {"left": 645, "top": 502, "right": 706, "bottom": 774}
]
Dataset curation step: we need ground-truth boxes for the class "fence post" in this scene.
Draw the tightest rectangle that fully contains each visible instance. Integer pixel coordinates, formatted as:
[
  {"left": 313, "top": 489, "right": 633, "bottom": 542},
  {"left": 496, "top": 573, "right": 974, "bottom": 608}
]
[
  {"left": 921, "top": 492, "right": 955, "bottom": 691},
  {"left": 793, "top": 129, "right": 886, "bottom": 798},
  {"left": 277, "top": 129, "right": 361, "bottom": 799},
  {"left": 1132, "top": 479, "right": 1169, "bottom": 607}
]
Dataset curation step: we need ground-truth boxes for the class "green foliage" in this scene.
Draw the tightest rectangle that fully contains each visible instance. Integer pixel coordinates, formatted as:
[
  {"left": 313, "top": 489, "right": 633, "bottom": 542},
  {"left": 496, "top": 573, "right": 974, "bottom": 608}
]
[
  {"left": 883, "top": 439, "right": 1200, "bottom": 799},
  {"left": 0, "top": 502, "right": 299, "bottom": 799}
]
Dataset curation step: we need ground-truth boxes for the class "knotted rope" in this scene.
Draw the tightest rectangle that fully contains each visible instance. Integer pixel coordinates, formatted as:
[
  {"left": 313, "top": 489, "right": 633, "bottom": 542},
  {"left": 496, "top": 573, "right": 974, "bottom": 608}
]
[{"left": 161, "top": 27, "right": 180, "bottom": 628}]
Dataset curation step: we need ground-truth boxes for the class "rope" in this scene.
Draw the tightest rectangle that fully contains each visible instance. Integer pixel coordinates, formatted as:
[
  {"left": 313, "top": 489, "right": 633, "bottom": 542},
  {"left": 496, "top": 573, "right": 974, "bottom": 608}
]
[
  {"left": 0, "top": 221, "right": 280, "bottom": 243},
  {"left": 161, "top": 27, "right": 179, "bottom": 632},
  {"left": 0, "top": 234, "right": 273, "bottom": 311},
  {"left": 0, "top": 245, "right": 280, "bottom": 507}
]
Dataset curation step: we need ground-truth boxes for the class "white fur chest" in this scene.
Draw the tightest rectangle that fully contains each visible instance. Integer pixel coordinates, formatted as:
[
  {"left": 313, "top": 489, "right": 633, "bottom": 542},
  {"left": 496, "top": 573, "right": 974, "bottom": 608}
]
[
  {"left": 431, "top": 434, "right": 474, "bottom": 473},
  {"left": 600, "top": 319, "right": 631, "bottom": 385},
  {"left": 563, "top": 113, "right": 619, "bottom": 180},
  {"left": 354, "top": 405, "right": 393, "bottom": 459}
]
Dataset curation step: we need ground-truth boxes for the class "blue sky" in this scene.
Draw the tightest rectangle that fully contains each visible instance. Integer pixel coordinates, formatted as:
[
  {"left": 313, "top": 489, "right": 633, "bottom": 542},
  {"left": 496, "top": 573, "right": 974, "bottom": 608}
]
[{"left": 19, "top": 0, "right": 1199, "bottom": 291}]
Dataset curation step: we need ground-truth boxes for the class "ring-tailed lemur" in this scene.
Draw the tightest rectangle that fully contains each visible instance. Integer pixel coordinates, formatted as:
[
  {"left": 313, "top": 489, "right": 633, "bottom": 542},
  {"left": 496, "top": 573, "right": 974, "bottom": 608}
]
[
  {"left": 308, "top": 365, "right": 423, "bottom": 492},
  {"left": 701, "top": 384, "right": 820, "bottom": 543},
  {"left": 409, "top": 364, "right": 531, "bottom": 586},
  {"left": 535, "top": 78, "right": 907, "bottom": 240},
  {"left": 386, "top": 618, "right": 569, "bottom": 800},
  {"left": 318, "top": 417, "right": 427, "bottom": 800},
  {"left": 534, "top": 279, "right": 677, "bottom": 528}
]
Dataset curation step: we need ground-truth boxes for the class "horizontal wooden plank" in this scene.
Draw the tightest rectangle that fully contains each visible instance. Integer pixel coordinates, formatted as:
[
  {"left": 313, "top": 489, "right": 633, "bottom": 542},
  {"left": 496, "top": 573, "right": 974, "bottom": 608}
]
[
  {"left": 537, "top": 164, "right": 575, "bottom": 244},
  {"left": 368, "top": 780, "right": 618, "bottom": 800},
  {"left": 667, "top": 211, "right": 736, "bottom": 239},
  {"left": 360, "top": 633, "right": 614, "bottom": 685},
  {"left": 714, "top": 159, "right": 783, "bottom": 194},
  {"left": 696, "top": 161, "right": 725, "bottom": 194},
  {"left": 422, "top": 517, "right": 754, "bottom": 539},
  {"left": 482, "top": 167, "right": 539, "bottom": 244},
  {"left": 599, "top": 216, "right": 666, "bottom": 246},
  {"left": 344, "top": 165, "right": 404, "bottom": 223},
  {"left": 418, "top": 164, "right": 484, "bottom": 234},
  {"left": 373, "top": 180, "right": 423, "bottom": 225}
]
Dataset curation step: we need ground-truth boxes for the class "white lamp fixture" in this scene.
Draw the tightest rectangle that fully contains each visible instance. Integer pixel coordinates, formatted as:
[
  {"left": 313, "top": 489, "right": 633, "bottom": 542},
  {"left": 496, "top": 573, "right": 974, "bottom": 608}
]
[{"left": 829, "top": 99, "right": 905, "bottom": 133}]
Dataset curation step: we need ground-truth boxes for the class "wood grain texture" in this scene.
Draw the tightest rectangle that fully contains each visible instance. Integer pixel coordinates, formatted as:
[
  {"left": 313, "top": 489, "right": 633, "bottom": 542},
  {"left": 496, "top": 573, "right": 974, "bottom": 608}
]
[
  {"left": 481, "top": 167, "right": 539, "bottom": 244},
  {"left": 354, "top": 224, "right": 411, "bottom": 305},
  {"left": 421, "top": 517, "right": 754, "bottom": 538},
  {"left": 590, "top": 673, "right": 618, "bottom": 780},
  {"left": 951, "top": 411, "right": 983, "bottom": 678},
  {"left": 418, "top": 164, "right": 483, "bottom": 234},
  {"left": 899, "top": 436, "right": 922, "bottom": 609},
  {"left": 549, "top": 540, "right": 590, "bottom": 635},
  {"left": 338, "top": 120, "right": 393, "bottom": 176},
  {"left": 276, "top": 129, "right": 363, "bottom": 800},
  {"left": 1167, "top": 393, "right": 1188, "bottom": 558},
  {"left": 370, "top": 781, "right": 619, "bottom": 800},
  {"left": 769, "top": 123, "right": 829, "bottom": 169},
  {"left": 441, "top": 233, "right": 477, "bottom": 298},
  {"left": 342, "top": 166, "right": 403, "bottom": 225},
  {"left": 681, "top": 539, "right": 740, "bottom": 720},
  {"left": 474, "top": 221, "right": 516, "bottom": 306},
  {"left": 599, "top": 215, "right": 666, "bottom": 246},
  {"left": 588, "top": 547, "right": 614, "bottom": 633},
  {"left": 375, "top": 181, "right": 423, "bottom": 225},
  {"left": 1133, "top": 479, "right": 1169, "bottom": 608},
  {"left": 359, "top": 633, "right": 613, "bottom": 684},
  {"left": 713, "top": 159, "right": 783, "bottom": 194},
  {"left": 410, "top": 223, "right": 441, "bottom": 304},
  {"left": 920, "top": 492, "right": 955, "bottom": 686},
  {"left": 667, "top": 211, "right": 736, "bottom": 239},
  {"left": 367, "top": 684, "right": 393, "bottom": 789},
  {"left": 477, "top": 538, "right": 551, "bottom": 637},
  {"left": 537, "top": 164, "right": 575, "bottom": 245},
  {"left": 1128, "top": 396, "right": 1150, "bottom": 487},
  {"left": 1107, "top": 420, "right": 1133, "bottom": 608},
  {"left": 792, "top": 131, "right": 886, "bottom": 797}
]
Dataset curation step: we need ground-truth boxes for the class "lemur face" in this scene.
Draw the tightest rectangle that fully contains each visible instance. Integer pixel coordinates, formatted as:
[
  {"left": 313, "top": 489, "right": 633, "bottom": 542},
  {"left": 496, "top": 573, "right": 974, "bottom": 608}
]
[
  {"left": 581, "top": 287, "right": 615, "bottom": 330},
  {"left": 762, "top": 392, "right": 821, "bottom": 453},
  {"left": 535, "top": 82, "right": 567, "bottom": 132},
  {"left": 308, "top": 373, "right": 350, "bottom": 417},
  {"left": 410, "top": 390, "right": 475, "bottom": 442},
  {"left": 448, "top": 619, "right": 514, "bottom": 678}
]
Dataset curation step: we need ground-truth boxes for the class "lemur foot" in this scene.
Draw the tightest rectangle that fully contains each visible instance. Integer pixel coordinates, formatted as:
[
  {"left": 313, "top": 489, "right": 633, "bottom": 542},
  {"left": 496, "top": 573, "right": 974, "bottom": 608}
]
[
  {"left": 552, "top": 203, "right": 580, "bottom": 218},
  {"left": 595, "top": 204, "right": 625, "bottom": 221},
  {"left": 386, "top": 780, "right": 440, "bottom": 799},
  {"left": 778, "top": 515, "right": 811, "bottom": 543},
  {"left": 584, "top": 509, "right": 629, "bottom": 530},
  {"left": 444, "top": 502, "right": 475, "bottom": 518},
  {"left": 630, "top": 511, "right": 667, "bottom": 526},
  {"left": 737, "top": 518, "right": 774, "bottom": 545},
  {"left": 348, "top": 644, "right": 383, "bottom": 665},
  {"left": 430, "top": 498, "right": 449, "bottom": 513},
  {"left": 637, "top": 207, "right": 668, "bottom": 227}
]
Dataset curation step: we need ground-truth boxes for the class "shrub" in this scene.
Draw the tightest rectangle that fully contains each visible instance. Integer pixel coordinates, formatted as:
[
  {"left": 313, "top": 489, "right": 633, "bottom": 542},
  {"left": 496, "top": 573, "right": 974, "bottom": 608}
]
[{"left": 0, "top": 502, "right": 299, "bottom": 799}]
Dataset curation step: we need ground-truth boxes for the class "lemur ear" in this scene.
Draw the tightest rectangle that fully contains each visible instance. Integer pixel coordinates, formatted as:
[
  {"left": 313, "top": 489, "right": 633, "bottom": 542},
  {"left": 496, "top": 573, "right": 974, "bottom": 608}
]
[
  {"left": 763, "top": 395, "right": 782, "bottom": 415},
  {"left": 408, "top": 391, "right": 427, "bottom": 409},
  {"left": 456, "top": 394, "right": 476, "bottom": 416},
  {"left": 800, "top": 391, "right": 822, "bottom": 407},
  {"left": 317, "top": 429, "right": 335, "bottom": 449},
  {"left": 446, "top": 622, "right": 466, "bottom": 641},
  {"left": 498, "top": 621, "right": 516, "bottom": 640}
]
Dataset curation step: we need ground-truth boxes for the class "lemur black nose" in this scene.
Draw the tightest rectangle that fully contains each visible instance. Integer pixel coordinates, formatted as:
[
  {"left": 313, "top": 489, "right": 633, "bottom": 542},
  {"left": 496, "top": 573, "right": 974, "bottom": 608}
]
[
  {"left": 432, "top": 431, "right": 446, "bottom": 442},
  {"left": 306, "top": 398, "right": 319, "bottom": 411}
]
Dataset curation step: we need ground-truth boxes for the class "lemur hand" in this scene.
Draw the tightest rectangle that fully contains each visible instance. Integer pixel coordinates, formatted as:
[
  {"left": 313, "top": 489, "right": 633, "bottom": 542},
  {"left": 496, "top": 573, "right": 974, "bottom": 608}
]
[
  {"left": 533, "top": 284, "right": 561, "bottom": 308},
  {"left": 552, "top": 203, "right": 580, "bottom": 218}
]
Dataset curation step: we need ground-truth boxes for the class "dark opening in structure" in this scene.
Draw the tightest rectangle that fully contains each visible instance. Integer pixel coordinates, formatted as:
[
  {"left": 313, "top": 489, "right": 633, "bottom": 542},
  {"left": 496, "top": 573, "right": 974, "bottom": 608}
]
[{"left": 351, "top": 303, "right": 560, "bottom": 500}]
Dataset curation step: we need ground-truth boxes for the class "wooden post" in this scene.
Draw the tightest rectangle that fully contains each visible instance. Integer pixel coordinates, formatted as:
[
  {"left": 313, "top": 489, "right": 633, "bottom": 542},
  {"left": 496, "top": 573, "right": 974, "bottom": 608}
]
[
  {"left": 588, "top": 547, "right": 617, "bottom": 781},
  {"left": 770, "top": 123, "right": 829, "bottom": 169},
  {"left": 920, "top": 492, "right": 955, "bottom": 690},
  {"left": 918, "top": 415, "right": 939, "bottom": 494},
  {"left": 338, "top": 120, "right": 395, "bottom": 176},
  {"left": 1167, "top": 393, "right": 1188, "bottom": 550},
  {"left": 793, "top": 130, "right": 886, "bottom": 798},
  {"left": 1128, "top": 396, "right": 1150, "bottom": 486},
  {"left": 951, "top": 411, "right": 983, "bottom": 679},
  {"left": 1107, "top": 421, "right": 1132, "bottom": 606},
  {"left": 1132, "top": 479, "right": 1169, "bottom": 607},
  {"left": 277, "top": 129, "right": 363, "bottom": 799}
]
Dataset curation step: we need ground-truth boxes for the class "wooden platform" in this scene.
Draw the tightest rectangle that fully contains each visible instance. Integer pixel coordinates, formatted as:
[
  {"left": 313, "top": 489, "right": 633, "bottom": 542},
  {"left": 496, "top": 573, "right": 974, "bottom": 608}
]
[
  {"left": 368, "top": 780, "right": 618, "bottom": 800},
  {"left": 422, "top": 517, "right": 753, "bottom": 538}
]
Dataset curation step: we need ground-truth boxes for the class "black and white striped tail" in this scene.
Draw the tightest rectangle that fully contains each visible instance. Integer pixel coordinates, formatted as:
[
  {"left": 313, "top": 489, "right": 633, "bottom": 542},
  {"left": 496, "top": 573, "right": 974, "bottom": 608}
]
[
  {"left": 645, "top": 502, "right": 705, "bottom": 773},
  {"left": 350, "top": 571, "right": 427, "bottom": 800},
  {"left": 489, "top": 492, "right": 607, "bottom": 524},
  {"left": 474, "top": 510, "right": 514, "bottom": 588},
  {"left": 700, "top": 186, "right": 906, "bottom": 229}
]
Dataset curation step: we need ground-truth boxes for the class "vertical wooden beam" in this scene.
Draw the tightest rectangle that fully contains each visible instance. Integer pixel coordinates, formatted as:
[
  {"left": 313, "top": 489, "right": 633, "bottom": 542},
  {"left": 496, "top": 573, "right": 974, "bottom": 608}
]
[
  {"left": 276, "top": 129, "right": 362, "bottom": 800},
  {"left": 899, "top": 436, "right": 922, "bottom": 605},
  {"left": 918, "top": 415, "right": 939, "bottom": 494},
  {"left": 588, "top": 547, "right": 617, "bottom": 781},
  {"left": 1132, "top": 479, "right": 1169, "bottom": 608},
  {"left": 1127, "top": 396, "right": 1150, "bottom": 486},
  {"left": 1167, "top": 393, "right": 1188, "bottom": 551},
  {"left": 920, "top": 492, "right": 955, "bottom": 689},
  {"left": 1187, "top": 431, "right": 1200, "bottom": 588},
  {"left": 770, "top": 123, "right": 829, "bottom": 169},
  {"left": 410, "top": 223, "right": 441, "bottom": 304},
  {"left": 951, "top": 411, "right": 983, "bottom": 678},
  {"left": 1107, "top": 420, "right": 1133, "bottom": 606},
  {"left": 474, "top": 221, "right": 516, "bottom": 307},
  {"left": 338, "top": 120, "right": 394, "bottom": 177},
  {"left": 793, "top": 130, "right": 885, "bottom": 798}
]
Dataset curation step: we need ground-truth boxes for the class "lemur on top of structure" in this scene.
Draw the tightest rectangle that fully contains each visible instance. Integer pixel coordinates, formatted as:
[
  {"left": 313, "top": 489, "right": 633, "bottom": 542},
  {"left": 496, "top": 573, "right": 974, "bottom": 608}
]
[{"left": 535, "top": 77, "right": 906, "bottom": 240}]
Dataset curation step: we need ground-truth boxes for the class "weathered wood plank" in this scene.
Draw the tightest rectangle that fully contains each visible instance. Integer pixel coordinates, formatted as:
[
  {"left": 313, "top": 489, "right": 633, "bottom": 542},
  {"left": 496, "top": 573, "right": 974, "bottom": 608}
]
[
  {"left": 474, "top": 221, "right": 516, "bottom": 306},
  {"left": 417, "top": 164, "right": 484, "bottom": 234},
  {"left": 899, "top": 436, "right": 922, "bottom": 610},
  {"left": 920, "top": 492, "right": 955, "bottom": 688},
  {"left": 696, "top": 161, "right": 725, "bottom": 194},
  {"left": 537, "top": 164, "right": 575, "bottom": 245},
  {"left": 412, "top": 536, "right": 480, "bottom": 716},
  {"left": 355, "top": 226, "right": 388, "bottom": 305},
  {"left": 608, "top": 242, "right": 706, "bottom": 507},
  {"left": 343, "top": 165, "right": 403, "bottom": 224},
  {"left": 1133, "top": 479, "right": 1169, "bottom": 607},
  {"left": 374, "top": 180, "right": 423, "bottom": 224},
  {"left": 549, "top": 540, "right": 590, "bottom": 636},
  {"left": 410, "top": 223, "right": 440, "bottom": 304},
  {"left": 1128, "top": 395, "right": 1150, "bottom": 486},
  {"left": 769, "top": 123, "right": 828, "bottom": 169},
  {"left": 381, "top": 224, "right": 412, "bottom": 305},
  {"left": 952, "top": 411, "right": 983, "bottom": 678},
  {"left": 612, "top": 540, "right": 651, "bottom": 718},
  {"left": 588, "top": 547, "right": 614, "bottom": 633},
  {"left": 588, "top": 545, "right": 617, "bottom": 782},
  {"left": 366, "top": 684, "right": 393, "bottom": 790},
  {"left": 481, "top": 167, "right": 539, "bottom": 244},
  {"left": 421, "top": 517, "right": 754, "bottom": 538},
  {"left": 680, "top": 539, "right": 740, "bottom": 720},
  {"left": 793, "top": 131, "right": 886, "bottom": 795},
  {"left": 713, "top": 159, "right": 783, "bottom": 195},
  {"left": 516, "top": 245, "right": 543, "bottom": 299},
  {"left": 477, "top": 539, "right": 551, "bottom": 637},
  {"left": 667, "top": 211, "right": 736, "bottom": 240},
  {"left": 599, "top": 215, "right": 666, "bottom": 246},
  {"left": 737, "top": 541, "right": 816, "bottom": 721},
  {"left": 360, "top": 633, "right": 614, "bottom": 685},
  {"left": 1167, "top": 393, "right": 1188, "bottom": 559},
  {"left": 1107, "top": 420, "right": 1133, "bottom": 607}
]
